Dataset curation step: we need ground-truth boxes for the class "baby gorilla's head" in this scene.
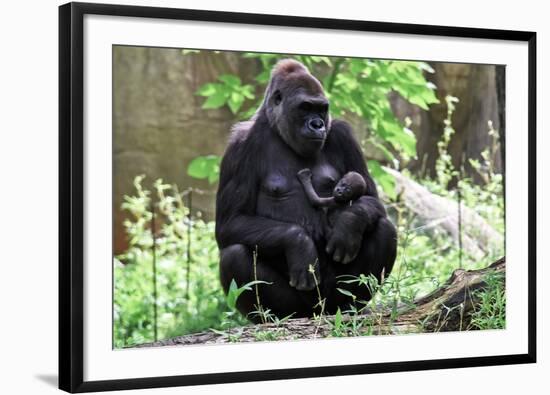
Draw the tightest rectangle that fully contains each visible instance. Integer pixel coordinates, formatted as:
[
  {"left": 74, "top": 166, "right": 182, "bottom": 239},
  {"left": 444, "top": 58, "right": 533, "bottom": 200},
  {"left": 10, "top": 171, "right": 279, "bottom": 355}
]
[{"left": 333, "top": 171, "right": 367, "bottom": 203}]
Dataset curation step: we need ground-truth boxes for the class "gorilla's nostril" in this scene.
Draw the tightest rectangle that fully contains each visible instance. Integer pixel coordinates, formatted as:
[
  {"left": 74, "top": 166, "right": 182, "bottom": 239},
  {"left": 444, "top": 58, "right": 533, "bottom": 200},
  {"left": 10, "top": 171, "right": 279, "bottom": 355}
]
[{"left": 308, "top": 118, "right": 325, "bottom": 131}]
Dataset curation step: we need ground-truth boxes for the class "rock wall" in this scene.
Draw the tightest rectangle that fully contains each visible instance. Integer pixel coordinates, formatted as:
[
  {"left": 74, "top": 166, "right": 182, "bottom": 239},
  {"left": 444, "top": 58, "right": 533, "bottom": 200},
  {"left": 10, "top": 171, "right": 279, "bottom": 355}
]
[{"left": 113, "top": 47, "right": 258, "bottom": 253}]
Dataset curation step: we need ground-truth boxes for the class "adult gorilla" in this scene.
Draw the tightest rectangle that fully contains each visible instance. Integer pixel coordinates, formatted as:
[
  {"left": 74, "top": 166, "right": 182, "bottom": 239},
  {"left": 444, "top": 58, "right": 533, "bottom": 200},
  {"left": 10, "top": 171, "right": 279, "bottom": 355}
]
[{"left": 216, "top": 59, "right": 397, "bottom": 320}]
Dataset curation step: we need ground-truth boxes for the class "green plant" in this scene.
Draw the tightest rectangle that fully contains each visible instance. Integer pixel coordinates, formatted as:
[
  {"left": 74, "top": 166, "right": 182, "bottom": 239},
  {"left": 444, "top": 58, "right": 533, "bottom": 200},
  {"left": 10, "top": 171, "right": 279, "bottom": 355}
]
[
  {"left": 322, "top": 100, "right": 506, "bottom": 338},
  {"left": 422, "top": 95, "right": 505, "bottom": 239},
  {"left": 469, "top": 272, "right": 506, "bottom": 330},
  {"left": 330, "top": 308, "right": 345, "bottom": 337},
  {"left": 435, "top": 95, "right": 460, "bottom": 190},
  {"left": 210, "top": 277, "right": 270, "bottom": 339},
  {"left": 187, "top": 155, "right": 221, "bottom": 184},
  {"left": 114, "top": 176, "right": 226, "bottom": 348},
  {"left": 253, "top": 328, "right": 287, "bottom": 341},
  {"left": 196, "top": 74, "right": 255, "bottom": 114}
]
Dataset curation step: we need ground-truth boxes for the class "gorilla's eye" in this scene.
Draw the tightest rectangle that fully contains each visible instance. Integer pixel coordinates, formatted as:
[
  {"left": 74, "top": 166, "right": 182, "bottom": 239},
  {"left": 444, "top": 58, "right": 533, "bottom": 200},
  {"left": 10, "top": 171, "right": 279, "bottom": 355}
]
[
  {"left": 273, "top": 90, "right": 282, "bottom": 105},
  {"left": 299, "top": 101, "right": 313, "bottom": 112}
]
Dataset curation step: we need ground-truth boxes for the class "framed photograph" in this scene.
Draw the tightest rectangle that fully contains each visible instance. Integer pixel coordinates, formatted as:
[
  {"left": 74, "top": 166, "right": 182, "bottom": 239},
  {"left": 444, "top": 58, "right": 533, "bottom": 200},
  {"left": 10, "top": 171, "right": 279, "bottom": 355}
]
[{"left": 59, "top": 2, "right": 536, "bottom": 393}]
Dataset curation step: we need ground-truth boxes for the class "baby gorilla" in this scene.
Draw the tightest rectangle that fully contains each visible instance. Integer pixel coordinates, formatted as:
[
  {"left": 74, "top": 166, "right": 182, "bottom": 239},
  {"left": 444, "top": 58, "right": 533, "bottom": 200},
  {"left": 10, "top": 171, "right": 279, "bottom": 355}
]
[
  {"left": 297, "top": 169, "right": 368, "bottom": 245},
  {"left": 297, "top": 169, "right": 367, "bottom": 208}
]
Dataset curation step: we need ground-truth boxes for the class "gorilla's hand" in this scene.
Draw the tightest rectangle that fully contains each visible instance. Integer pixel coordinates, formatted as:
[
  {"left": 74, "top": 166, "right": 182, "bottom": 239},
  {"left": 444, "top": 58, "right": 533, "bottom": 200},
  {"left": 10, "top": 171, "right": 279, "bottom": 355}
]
[
  {"left": 297, "top": 168, "right": 313, "bottom": 182},
  {"left": 286, "top": 226, "right": 320, "bottom": 291},
  {"left": 326, "top": 211, "right": 365, "bottom": 264}
]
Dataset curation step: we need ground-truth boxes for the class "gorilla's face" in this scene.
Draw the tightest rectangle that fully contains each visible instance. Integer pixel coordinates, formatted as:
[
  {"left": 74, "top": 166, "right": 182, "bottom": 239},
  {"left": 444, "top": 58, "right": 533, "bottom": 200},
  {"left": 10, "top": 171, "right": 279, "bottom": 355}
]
[
  {"left": 333, "top": 179, "right": 354, "bottom": 203},
  {"left": 268, "top": 74, "right": 330, "bottom": 158},
  {"left": 333, "top": 172, "right": 367, "bottom": 203}
]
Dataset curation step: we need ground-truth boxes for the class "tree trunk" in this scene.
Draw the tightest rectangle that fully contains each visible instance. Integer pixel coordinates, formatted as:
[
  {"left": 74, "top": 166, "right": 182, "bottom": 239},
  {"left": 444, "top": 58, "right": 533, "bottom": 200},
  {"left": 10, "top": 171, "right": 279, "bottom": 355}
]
[
  {"left": 392, "top": 63, "right": 503, "bottom": 182},
  {"left": 135, "top": 257, "right": 505, "bottom": 347}
]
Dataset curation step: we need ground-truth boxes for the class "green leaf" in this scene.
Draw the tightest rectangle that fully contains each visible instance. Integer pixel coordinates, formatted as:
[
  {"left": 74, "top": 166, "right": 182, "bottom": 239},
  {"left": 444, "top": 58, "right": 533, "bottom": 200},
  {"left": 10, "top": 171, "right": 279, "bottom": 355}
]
[
  {"left": 334, "top": 308, "right": 343, "bottom": 329},
  {"left": 196, "top": 83, "right": 217, "bottom": 97},
  {"left": 225, "top": 279, "right": 271, "bottom": 310},
  {"left": 395, "top": 127, "right": 418, "bottom": 158},
  {"left": 207, "top": 170, "right": 219, "bottom": 184},
  {"left": 336, "top": 288, "right": 356, "bottom": 300},
  {"left": 368, "top": 160, "right": 396, "bottom": 200},
  {"left": 218, "top": 74, "right": 241, "bottom": 87},
  {"left": 241, "top": 85, "right": 255, "bottom": 100},
  {"left": 187, "top": 155, "right": 221, "bottom": 184},
  {"left": 197, "top": 76, "right": 255, "bottom": 114},
  {"left": 226, "top": 280, "right": 241, "bottom": 310},
  {"left": 377, "top": 111, "right": 417, "bottom": 158},
  {"left": 227, "top": 92, "right": 245, "bottom": 114},
  {"left": 201, "top": 91, "right": 227, "bottom": 109},
  {"left": 255, "top": 69, "right": 271, "bottom": 84}
]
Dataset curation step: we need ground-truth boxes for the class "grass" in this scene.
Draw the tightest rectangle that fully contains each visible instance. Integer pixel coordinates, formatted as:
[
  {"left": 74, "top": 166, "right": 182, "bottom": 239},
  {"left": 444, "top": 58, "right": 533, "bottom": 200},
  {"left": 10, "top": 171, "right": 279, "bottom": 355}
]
[{"left": 469, "top": 272, "right": 506, "bottom": 330}]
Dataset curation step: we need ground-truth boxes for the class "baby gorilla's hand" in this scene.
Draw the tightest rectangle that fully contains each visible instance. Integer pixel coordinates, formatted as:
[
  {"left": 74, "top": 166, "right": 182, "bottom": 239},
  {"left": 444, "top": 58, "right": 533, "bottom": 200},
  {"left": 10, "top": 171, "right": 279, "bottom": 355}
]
[
  {"left": 326, "top": 211, "right": 363, "bottom": 264},
  {"left": 297, "top": 168, "right": 313, "bottom": 182}
]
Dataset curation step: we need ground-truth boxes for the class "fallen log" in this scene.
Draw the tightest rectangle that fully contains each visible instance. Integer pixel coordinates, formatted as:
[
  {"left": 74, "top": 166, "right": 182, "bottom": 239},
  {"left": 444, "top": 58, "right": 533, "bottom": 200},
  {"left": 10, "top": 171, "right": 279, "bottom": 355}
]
[
  {"left": 384, "top": 167, "right": 503, "bottom": 260},
  {"left": 136, "top": 257, "right": 505, "bottom": 347}
]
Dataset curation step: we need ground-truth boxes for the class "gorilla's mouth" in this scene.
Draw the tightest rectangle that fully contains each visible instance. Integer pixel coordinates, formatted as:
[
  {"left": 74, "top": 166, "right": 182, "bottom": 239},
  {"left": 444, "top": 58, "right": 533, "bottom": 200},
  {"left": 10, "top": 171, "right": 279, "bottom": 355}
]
[{"left": 303, "top": 132, "right": 326, "bottom": 142}]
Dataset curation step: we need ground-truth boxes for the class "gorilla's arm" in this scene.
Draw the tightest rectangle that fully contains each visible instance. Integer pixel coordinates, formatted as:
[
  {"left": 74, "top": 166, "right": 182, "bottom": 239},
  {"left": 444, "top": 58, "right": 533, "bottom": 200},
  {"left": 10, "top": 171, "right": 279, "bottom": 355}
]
[
  {"left": 297, "top": 168, "right": 336, "bottom": 208},
  {"left": 324, "top": 120, "right": 389, "bottom": 263},
  {"left": 215, "top": 133, "right": 319, "bottom": 291}
]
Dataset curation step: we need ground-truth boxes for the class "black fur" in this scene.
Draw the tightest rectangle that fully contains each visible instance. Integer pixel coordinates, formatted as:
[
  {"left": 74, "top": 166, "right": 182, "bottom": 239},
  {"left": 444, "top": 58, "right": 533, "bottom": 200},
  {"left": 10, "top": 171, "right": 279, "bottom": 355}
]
[{"left": 215, "top": 59, "right": 397, "bottom": 320}]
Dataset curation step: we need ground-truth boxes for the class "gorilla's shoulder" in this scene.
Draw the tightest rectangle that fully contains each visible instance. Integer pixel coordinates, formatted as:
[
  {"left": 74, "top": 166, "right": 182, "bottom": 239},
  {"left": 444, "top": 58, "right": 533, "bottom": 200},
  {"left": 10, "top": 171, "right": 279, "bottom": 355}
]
[
  {"left": 228, "top": 120, "right": 255, "bottom": 146},
  {"left": 328, "top": 119, "right": 357, "bottom": 143}
]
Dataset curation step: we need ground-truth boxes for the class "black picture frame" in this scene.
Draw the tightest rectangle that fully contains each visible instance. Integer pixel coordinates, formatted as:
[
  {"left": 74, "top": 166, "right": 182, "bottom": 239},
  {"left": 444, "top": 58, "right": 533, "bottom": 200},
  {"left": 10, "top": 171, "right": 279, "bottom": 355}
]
[{"left": 59, "top": 2, "right": 537, "bottom": 393}]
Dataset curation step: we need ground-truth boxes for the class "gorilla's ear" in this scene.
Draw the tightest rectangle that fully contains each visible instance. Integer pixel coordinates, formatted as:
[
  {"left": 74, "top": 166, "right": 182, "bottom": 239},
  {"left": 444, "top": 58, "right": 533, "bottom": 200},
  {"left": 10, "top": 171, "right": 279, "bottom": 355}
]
[{"left": 272, "top": 90, "right": 282, "bottom": 106}]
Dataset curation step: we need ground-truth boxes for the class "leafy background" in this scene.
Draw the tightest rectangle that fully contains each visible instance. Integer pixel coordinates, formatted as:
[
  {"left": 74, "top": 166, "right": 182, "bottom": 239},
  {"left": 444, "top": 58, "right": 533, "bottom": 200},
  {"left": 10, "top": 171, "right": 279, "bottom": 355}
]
[{"left": 113, "top": 49, "right": 505, "bottom": 348}]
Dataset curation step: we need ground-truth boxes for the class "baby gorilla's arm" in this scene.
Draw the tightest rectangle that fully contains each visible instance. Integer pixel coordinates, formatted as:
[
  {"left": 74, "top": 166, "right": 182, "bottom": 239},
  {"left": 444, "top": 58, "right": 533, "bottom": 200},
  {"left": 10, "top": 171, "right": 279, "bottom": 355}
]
[{"left": 297, "top": 168, "right": 335, "bottom": 208}]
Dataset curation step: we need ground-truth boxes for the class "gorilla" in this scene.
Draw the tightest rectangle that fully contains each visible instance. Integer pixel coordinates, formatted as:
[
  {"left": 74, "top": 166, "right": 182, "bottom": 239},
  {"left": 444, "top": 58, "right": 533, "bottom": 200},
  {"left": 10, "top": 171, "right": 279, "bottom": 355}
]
[
  {"left": 297, "top": 168, "right": 368, "bottom": 239},
  {"left": 215, "top": 59, "right": 397, "bottom": 320},
  {"left": 297, "top": 168, "right": 368, "bottom": 208}
]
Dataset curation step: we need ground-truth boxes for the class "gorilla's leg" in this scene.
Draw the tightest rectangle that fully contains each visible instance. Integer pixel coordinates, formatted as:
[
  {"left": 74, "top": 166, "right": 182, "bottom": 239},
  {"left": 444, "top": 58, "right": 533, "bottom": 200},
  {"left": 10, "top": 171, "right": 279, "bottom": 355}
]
[
  {"left": 219, "top": 244, "right": 317, "bottom": 321},
  {"left": 326, "top": 217, "right": 397, "bottom": 312}
]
